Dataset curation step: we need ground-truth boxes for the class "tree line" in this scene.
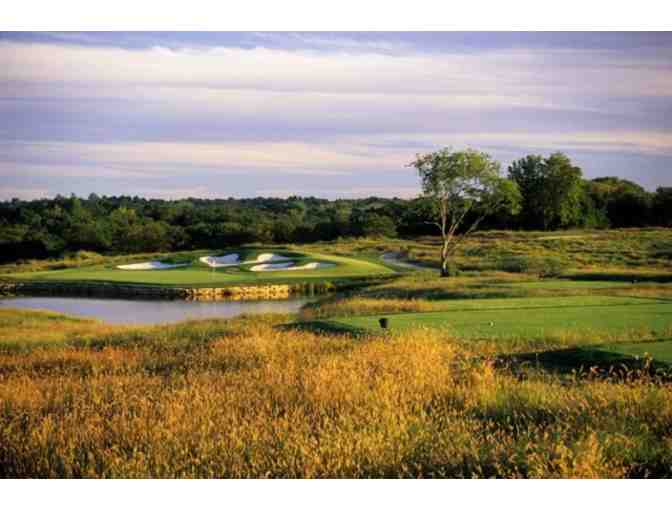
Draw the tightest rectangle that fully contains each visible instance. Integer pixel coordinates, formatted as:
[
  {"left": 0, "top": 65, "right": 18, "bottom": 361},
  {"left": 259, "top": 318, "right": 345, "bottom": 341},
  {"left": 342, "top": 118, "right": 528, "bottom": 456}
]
[{"left": 1, "top": 152, "right": 670, "bottom": 262}]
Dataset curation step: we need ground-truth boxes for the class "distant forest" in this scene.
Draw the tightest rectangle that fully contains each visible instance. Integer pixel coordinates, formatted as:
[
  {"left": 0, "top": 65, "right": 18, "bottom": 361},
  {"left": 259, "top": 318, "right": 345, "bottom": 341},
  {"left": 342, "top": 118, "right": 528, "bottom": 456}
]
[{"left": 1, "top": 154, "right": 671, "bottom": 262}]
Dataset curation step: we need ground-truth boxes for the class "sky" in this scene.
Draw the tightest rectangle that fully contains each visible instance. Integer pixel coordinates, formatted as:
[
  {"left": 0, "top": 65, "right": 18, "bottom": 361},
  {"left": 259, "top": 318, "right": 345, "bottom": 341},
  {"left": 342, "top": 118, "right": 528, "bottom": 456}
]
[{"left": 1, "top": 31, "right": 671, "bottom": 200}]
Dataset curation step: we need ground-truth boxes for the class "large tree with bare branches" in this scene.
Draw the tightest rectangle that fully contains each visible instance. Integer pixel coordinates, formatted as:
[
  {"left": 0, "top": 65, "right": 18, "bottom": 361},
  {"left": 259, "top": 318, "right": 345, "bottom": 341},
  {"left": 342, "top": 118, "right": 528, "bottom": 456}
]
[{"left": 411, "top": 148, "right": 521, "bottom": 277}]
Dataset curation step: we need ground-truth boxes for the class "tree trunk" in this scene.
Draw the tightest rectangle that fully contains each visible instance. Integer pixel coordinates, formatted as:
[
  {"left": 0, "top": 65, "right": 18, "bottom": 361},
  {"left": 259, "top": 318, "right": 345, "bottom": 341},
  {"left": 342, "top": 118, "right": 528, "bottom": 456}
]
[{"left": 440, "top": 237, "right": 450, "bottom": 277}]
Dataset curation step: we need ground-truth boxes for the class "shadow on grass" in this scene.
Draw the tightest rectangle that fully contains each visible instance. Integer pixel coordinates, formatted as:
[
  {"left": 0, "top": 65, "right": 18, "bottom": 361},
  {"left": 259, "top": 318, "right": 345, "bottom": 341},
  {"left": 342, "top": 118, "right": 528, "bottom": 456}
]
[
  {"left": 355, "top": 286, "right": 527, "bottom": 301},
  {"left": 67, "top": 318, "right": 237, "bottom": 351},
  {"left": 563, "top": 272, "right": 672, "bottom": 283},
  {"left": 278, "top": 320, "right": 370, "bottom": 337},
  {"left": 498, "top": 340, "right": 672, "bottom": 380}
]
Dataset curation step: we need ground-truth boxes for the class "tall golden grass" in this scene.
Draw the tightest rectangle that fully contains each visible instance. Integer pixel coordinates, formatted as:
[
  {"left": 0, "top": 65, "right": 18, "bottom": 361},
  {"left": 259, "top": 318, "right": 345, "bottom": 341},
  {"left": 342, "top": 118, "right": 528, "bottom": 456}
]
[{"left": 1, "top": 312, "right": 671, "bottom": 478}]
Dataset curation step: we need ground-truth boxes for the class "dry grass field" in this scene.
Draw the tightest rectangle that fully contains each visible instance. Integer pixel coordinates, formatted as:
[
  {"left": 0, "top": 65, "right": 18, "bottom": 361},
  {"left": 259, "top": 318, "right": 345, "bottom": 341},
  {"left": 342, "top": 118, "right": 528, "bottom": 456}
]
[{"left": 1, "top": 309, "right": 671, "bottom": 478}]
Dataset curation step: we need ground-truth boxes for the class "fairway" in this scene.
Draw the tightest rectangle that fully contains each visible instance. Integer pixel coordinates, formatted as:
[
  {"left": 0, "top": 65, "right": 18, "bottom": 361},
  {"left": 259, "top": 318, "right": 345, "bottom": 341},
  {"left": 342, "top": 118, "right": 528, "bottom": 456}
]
[
  {"left": 594, "top": 339, "right": 672, "bottom": 365},
  {"left": 5, "top": 250, "right": 396, "bottom": 287},
  {"left": 500, "top": 280, "right": 634, "bottom": 289},
  {"left": 512, "top": 339, "right": 672, "bottom": 374},
  {"left": 324, "top": 295, "right": 672, "bottom": 339}
]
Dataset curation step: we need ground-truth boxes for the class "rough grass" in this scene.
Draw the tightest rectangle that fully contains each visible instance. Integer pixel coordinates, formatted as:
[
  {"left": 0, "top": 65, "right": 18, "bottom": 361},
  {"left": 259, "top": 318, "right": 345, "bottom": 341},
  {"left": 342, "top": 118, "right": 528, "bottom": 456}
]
[
  {"left": 309, "top": 228, "right": 672, "bottom": 275},
  {"left": 1, "top": 310, "right": 672, "bottom": 478}
]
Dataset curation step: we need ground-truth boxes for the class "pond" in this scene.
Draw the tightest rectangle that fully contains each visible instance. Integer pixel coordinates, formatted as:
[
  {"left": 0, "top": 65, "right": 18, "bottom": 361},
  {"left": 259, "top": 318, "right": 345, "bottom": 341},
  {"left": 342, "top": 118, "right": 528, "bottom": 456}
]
[{"left": 0, "top": 296, "right": 313, "bottom": 325}]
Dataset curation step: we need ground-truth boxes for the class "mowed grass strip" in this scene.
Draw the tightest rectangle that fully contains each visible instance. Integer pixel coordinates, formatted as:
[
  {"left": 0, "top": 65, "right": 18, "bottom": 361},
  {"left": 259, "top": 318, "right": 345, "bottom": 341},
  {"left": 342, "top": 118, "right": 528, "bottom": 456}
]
[
  {"left": 5, "top": 251, "right": 396, "bottom": 287},
  {"left": 323, "top": 295, "right": 672, "bottom": 340},
  {"left": 499, "top": 280, "right": 635, "bottom": 289},
  {"left": 506, "top": 339, "right": 672, "bottom": 376},
  {"left": 595, "top": 339, "right": 672, "bottom": 365}
]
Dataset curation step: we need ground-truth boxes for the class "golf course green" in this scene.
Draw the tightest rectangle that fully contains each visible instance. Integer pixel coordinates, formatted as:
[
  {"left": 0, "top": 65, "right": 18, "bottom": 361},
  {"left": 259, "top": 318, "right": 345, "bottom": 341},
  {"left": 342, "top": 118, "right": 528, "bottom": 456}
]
[{"left": 4, "top": 248, "right": 396, "bottom": 287}]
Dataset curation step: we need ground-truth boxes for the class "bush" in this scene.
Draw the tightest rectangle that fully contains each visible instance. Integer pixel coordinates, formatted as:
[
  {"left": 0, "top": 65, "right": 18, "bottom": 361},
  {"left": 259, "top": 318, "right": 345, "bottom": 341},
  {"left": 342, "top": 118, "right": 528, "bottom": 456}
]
[
  {"left": 443, "top": 261, "right": 461, "bottom": 277},
  {"left": 537, "top": 257, "right": 570, "bottom": 277},
  {"left": 497, "top": 256, "right": 532, "bottom": 274},
  {"left": 498, "top": 256, "right": 569, "bottom": 277},
  {"left": 73, "top": 250, "right": 103, "bottom": 261}
]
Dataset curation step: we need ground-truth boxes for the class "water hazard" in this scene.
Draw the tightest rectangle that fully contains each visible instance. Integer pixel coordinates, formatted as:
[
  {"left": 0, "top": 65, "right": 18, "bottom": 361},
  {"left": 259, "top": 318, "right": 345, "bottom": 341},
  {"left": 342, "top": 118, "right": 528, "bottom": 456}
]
[{"left": 0, "top": 296, "right": 313, "bottom": 325}]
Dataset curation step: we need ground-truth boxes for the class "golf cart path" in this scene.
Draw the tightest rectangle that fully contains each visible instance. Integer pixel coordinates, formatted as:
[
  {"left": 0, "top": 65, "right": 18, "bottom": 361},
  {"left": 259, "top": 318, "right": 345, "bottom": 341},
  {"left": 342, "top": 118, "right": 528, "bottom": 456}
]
[{"left": 381, "top": 252, "right": 429, "bottom": 270}]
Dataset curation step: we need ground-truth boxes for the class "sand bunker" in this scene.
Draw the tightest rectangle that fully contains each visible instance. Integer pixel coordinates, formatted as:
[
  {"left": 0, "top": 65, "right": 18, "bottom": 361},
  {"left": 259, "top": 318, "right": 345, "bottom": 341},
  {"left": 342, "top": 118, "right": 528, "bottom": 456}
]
[
  {"left": 199, "top": 254, "right": 240, "bottom": 267},
  {"left": 200, "top": 252, "right": 292, "bottom": 267},
  {"left": 117, "top": 261, "right": 189, "bottom": 270},
  {"left": 250, "top": 262, "right": 336, "bottom": 272},
  {"left": 250, "top": 262, "right": 294, "bottom": 272},
  {"left": 255, "top": 253, "right": 291, "bottom": 263}
]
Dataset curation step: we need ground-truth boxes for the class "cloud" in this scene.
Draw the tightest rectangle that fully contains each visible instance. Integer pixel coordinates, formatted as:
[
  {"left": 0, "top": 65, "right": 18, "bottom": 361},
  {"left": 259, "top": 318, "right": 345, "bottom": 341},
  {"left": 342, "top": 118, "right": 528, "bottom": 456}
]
[
  {"left": 256, "top": 185, "right": 421, "bottom": 199},
  {"left": 2, "top": 41, "right": 670, "bottom": 99},
  {"left": 1, "top": 36, "right": 671, "bottom": 198},
  {"left": 2, "top": 40, "right": 670, "bottom": 148},
  {"left": 250, "top": 32, "right": 416, "bottom": 54},
  {"left": 0, "top": 186, "right": 53, "bottom": 200},
  {"left": 0, "top": 140, "right": 403, "bottom": 179},
  {"left": 3, "top": 129, "right": 670, "bottom": 188},
  {"left": 372, "top": 131, "right": 672, "bottom": 157}
]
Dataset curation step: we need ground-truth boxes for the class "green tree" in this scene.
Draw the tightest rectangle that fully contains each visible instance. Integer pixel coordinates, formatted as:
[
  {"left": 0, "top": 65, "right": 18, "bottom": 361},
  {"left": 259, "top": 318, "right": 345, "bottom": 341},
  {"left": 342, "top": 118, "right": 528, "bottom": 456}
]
[
  {"left": 272, "top": 216, "right": 299, "bottom": 243},
  {"left": 653, "top": 187, "right": 672, "bottom": 227},
  {"left": 397, "top": 197, "right": 437, "bottom": 236},
  {"left": 588, "top": 177, "right": 652, "bottom": 227},
  {"left": 350, "top": 211, "right": 397, "bottom": 238},
  {"left": 508, "top": 152, "right": 584, "bottom": 230},
  {"left": 127, "top": 220, "right": 170, "bottom": 253},
  {"left": 507, "top": 154, "right": 545, "bottom": 229},
  {"left": 541, "top": 153, "right": 584, "bottom": 229},
  {"left": 411, "top": 148, "right": 520, "bottom": 277},
  {"left": 109, "top": 207, "right": 138, "bottom": 252}
]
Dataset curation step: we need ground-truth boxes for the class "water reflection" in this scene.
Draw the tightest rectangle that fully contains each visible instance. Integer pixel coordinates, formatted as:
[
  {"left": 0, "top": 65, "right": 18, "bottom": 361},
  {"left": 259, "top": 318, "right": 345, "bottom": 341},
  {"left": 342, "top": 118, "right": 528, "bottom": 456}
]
[{"left": 0, "top": 296, "right": 312, "bottom": 325}]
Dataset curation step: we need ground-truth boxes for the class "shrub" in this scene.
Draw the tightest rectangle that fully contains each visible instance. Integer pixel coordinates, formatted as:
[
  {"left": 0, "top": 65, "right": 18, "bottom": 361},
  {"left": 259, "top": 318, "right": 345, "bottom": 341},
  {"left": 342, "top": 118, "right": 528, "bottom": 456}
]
[
  {"left": 498, "top": 256, "right": 569, "bottom": 277},
  {"left": 537, "top": 257, "right": 570, "bottom": 277},
  {"left": 444, "top": 261, "right": 461, "bottom": 277},
  {"left": 73, "top": 250, "right": 103, "bottom": 261},
  {"left": 498, "top": 256, "right": 532, "bottom": 274}
]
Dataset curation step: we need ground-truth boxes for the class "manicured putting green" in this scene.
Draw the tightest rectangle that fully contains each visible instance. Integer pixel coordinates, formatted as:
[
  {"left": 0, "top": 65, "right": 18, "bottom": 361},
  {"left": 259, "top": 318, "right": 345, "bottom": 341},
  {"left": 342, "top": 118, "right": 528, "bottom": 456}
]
[
  {"left": 6, "top": 250, "right": 396, "bottom": 287},
  {"left": 325, "top": 295, "right": 672, "bottom": 339}
]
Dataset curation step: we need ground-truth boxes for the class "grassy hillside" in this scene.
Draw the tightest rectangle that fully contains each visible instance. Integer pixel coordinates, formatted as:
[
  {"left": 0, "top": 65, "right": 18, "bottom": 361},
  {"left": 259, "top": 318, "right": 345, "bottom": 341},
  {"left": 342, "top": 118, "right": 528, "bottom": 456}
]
[{"left": 312, "top": 227, "right": 672, "bottom": 276}]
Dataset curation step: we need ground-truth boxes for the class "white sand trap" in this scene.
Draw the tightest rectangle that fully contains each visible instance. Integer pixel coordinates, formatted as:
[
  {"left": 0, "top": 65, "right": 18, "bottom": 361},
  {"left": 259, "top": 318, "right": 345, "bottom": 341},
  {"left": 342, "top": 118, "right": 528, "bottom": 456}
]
[
  {"left": 250, "top": 262, "right": 294, "bottom": 272},
  {"left": 250, "top": 262, "right": 336, "bottom": 272},
  {"left": 117, "top": 261, "right": 189, "bottom": 270},
  {"left": 199, "top": 254, "right": 240, "bottom": 267},
  {"left": 254, "top": 253, "right": 291, "bottom": 263},
  {"left": 199, "top": 252, "right": 291, "bottom": 267}
]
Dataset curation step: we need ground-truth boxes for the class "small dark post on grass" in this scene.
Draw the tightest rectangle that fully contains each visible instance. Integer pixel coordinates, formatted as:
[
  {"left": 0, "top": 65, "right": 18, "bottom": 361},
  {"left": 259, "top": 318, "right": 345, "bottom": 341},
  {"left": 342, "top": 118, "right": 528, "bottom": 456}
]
[{"left": 379, "top": 317, "right": 389, "bottom": 330}]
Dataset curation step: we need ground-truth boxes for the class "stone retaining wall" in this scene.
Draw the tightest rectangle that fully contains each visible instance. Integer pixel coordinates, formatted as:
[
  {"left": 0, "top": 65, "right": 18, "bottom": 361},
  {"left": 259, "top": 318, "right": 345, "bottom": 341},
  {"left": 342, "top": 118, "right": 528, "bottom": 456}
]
[{"left": 0, "top": 280, "right": 335, "bottom": 301}]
